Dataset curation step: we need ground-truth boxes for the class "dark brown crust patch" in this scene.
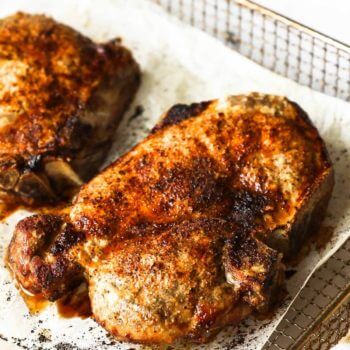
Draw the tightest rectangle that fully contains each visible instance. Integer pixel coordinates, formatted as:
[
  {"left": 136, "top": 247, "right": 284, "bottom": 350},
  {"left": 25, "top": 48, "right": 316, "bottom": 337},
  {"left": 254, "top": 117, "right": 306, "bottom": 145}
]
[
  {"left": 152, "top": 101, "right": 211, "bottom": 133},
  {"left": 223, "top": 231, "right": 282, "bottom": 310}
]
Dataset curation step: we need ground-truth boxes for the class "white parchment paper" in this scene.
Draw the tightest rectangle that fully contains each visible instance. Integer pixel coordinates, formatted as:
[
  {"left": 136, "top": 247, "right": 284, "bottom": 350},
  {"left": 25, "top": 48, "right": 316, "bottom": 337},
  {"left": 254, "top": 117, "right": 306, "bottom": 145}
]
[{"left": 0, "top": 0, "right": 349, "bottom": 349}]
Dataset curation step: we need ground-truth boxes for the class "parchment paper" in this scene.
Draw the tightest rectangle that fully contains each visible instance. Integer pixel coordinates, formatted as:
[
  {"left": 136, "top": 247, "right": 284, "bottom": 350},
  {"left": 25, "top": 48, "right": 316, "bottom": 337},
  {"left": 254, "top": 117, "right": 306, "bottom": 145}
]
[{"left": 0, "top": 0, "right": 349, "bottom": 349}]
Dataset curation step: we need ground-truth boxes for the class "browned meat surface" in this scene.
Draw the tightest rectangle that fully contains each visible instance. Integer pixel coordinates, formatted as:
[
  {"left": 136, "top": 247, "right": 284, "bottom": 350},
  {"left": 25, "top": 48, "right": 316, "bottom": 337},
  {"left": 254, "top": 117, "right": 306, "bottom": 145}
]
[
  {"left": 7, "top": 93, "right": 334, "bottom": 344},
  {"left": 0, "top": 13, "right": 140, "bottom": 204}
]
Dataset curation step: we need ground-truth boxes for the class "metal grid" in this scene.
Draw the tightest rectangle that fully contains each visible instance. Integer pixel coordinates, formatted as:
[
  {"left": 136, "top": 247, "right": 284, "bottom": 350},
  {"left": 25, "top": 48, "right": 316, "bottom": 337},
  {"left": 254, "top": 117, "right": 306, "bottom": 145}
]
[
  {"left": 152, "top": 0, "right": 350, "bottom": 348},
  {"left": 263, "top": 238, "right": 350, "bottom": 350},
  {"left": 153, "top": 0, "right": 350, "bottom": 101}
]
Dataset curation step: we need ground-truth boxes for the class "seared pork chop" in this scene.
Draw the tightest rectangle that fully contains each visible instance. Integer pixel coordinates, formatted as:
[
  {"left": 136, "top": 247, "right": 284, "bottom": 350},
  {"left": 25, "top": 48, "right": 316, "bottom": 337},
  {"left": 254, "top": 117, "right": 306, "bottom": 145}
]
[
  {"left": 0, "top": 13, "right": 140, "bottom": 203},
  {"left": 7, "top": 93, "right": 333, "bottom": 344}
]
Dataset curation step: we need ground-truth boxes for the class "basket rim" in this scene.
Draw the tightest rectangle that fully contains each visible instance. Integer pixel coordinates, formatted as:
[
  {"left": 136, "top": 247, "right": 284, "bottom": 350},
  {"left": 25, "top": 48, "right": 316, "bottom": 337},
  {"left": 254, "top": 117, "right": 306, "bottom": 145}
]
[{"left": 237, "top": 0, "right": 350, "bottom": 53}]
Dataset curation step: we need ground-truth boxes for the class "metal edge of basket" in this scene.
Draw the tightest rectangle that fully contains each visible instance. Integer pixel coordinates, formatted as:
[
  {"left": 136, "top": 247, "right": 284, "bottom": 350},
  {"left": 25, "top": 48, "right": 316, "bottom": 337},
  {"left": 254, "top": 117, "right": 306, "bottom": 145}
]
[
  {"left": 294, "top": 286, "right": 350, "bottom": 349},
  {"left": 236, "top": 0, "right": 350, "bottom": 53}
]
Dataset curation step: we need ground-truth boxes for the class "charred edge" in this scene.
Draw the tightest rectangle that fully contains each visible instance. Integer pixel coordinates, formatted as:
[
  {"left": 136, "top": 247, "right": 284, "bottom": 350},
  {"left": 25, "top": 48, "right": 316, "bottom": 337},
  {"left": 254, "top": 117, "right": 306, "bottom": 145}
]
[
  {"left": 225, "top": 231, "right": 278, "bottom": 273},
  {"left": 288, "top": 99, "right": 315, "bottom": 127},
  {"left": 15, "top": 213, "right": 63, "bottom": 237},
  {"left": 151, "top": 101, "right": 211, "bottom": 133},
  {"left": 50, "top": 223, "right": 84, "bottom": 256}
]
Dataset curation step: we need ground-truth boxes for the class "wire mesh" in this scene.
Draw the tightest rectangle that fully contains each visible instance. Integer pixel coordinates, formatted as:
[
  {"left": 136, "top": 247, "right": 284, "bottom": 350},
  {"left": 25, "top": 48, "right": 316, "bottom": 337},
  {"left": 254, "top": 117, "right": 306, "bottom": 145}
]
[
  {"left": 153, "top": 0, "right": 350, "bottom": 101},
  {"left": 152, "top": 0, "right": 350, "bottom": 348},
  {"left": 263, "top": 239, "right": 350, "bottom": 350}
]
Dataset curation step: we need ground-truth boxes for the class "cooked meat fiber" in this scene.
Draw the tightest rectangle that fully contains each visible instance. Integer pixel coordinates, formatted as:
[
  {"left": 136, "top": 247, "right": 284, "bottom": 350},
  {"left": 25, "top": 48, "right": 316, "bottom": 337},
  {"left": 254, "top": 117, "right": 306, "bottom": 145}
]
[
  {"left": 8, "top": 93, "right": 333, "bottom": 344},
  {"left": 0, "top": 13, "right": 140, "bottom": 203}
]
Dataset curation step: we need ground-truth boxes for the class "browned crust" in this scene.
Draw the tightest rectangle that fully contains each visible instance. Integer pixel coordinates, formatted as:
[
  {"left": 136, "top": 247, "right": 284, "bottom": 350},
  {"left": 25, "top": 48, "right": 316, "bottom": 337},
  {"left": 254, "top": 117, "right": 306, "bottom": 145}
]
[
  {"left": 93, "top": 302, "right": 253, "bottom": 345},
  {"left": 7, "top": 93, "right": 334, "bottom": 345},
  {"left": 89, "top": 219, "right": 261, "bottom": 344},
  {"left": 73, "top": 93, "right": 333, "bottom": 251},
  {"left": 0, "top": 12, "right": 141, "bottom": 203},
  {"left": 7, "top": 214, "right": 84, "bottom": 300}
]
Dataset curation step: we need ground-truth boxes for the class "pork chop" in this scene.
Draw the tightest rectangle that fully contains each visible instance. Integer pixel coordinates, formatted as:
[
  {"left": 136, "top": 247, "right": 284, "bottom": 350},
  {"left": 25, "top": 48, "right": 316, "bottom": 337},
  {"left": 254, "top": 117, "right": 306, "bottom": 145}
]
[
  {"left": 7, "top": 93, "right": 333, "bottom": 344},
  {"left": 0, "top": 13, "right": 140, "bottom": 203}
]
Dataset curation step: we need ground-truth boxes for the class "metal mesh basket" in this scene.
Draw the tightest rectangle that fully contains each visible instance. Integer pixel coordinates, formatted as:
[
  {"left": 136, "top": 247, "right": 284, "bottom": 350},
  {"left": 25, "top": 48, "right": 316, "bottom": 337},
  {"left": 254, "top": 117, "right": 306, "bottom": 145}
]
[
  {"left": 264, "top": 239, "right": 350, "bottom": 350},
  {"left": 152, "top": 1, "right": 350, "bottom": 348},
  {"left": 153, "top": 0, "right": 350, "bottom": 101}
]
